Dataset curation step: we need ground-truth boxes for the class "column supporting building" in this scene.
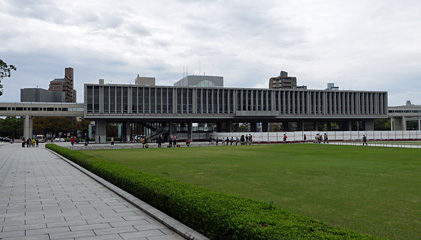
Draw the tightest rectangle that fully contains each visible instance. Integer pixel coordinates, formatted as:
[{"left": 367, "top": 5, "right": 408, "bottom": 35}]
[
  {"left": 24, "top": 115, "right": 33, "bottom": 140},
  {"left": 95, "top": 120, "right": 106, "bottom": 143}
]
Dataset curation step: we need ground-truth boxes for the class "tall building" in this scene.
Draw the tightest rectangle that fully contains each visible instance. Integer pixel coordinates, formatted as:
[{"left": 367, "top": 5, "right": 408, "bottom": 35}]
[
  {"left": 49, "top": 67, "right": 76, "bottom": 102},
  {"left": 269, "top": 71, "right": 306, "bottom": 89}
]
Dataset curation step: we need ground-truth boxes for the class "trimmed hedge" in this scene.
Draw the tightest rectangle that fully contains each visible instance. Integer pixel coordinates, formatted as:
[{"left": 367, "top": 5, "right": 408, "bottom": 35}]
[{"left": 46, "top": 144, "right": 382, "bottom": 240}]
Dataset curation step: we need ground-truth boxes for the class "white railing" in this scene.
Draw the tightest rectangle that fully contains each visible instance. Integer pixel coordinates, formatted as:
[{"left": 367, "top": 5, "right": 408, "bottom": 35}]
[{"left": 212, "top": 130, "right": 421, "bottom": 143}]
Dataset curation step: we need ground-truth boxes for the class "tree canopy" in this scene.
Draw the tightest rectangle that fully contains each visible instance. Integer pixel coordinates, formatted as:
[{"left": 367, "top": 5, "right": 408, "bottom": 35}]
[{"left": 0, "top": 59, "right": 17, "bottom": 96}]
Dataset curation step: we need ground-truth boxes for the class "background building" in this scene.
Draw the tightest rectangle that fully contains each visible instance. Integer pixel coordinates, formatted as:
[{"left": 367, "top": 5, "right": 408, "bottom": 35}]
[
  {"left": 326, "top": 83, "right": 339, "bottom": 90},
  {"left": 269, "top": 71, "right": 306, "bottom": 89},
  {"left": 174, "top": 75, "right": 223, "bottom": 87},
  {"left": 49, "top": 67, "right": 76, "bottom": 102},
  {"left": 20, "top": 88, "right": 65, "bottom": 102},
  {"left": 135, "top": 75, "right": 155, "bottom": 86}
]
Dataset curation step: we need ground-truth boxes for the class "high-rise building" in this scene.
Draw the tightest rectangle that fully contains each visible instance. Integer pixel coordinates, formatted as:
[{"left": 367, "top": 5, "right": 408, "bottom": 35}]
[
  {"left": 269, "top": 71, "right": 306, "bottom": 89},
  {"left": 48, "top": 67, "right": 76, "bottom": 102}
]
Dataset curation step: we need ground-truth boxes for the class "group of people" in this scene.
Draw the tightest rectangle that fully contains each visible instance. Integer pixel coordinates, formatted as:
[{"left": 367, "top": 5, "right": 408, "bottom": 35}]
[
  {"left": 209, "top": 134, "right": 253, "bottom": 146},
  {"left": 314, "top": 133, "right": 329, "bottom": 144},
  {"left": 21, "top": 137, "right": 38, "bottom": 148}
]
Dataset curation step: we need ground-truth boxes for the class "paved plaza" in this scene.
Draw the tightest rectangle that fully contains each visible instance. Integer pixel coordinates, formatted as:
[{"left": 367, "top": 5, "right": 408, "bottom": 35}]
[{"left": 0, "top": 142, "right": 207, "bottom": 240}]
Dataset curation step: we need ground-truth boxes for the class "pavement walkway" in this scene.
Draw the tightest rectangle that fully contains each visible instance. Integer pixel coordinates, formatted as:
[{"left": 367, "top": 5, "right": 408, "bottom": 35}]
[{"left": 0, "top": 142, "right": 208, "bottom": 240}]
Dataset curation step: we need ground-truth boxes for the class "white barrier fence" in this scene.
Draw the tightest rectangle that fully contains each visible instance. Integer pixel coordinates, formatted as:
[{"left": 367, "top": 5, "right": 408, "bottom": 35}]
[{"left": 211, "top": 131, "right": 421, "bottom": 143}]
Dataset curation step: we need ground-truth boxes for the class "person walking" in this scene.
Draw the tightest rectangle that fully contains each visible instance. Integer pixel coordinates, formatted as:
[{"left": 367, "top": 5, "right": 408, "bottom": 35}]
[
  {"left": 283, "top": 134, "right": 287, "bottom": 144},
  {"left": 303, "top": 134, "right": 307, "bottom": 143},
  {"left": 111, "top": 137, "right": 114, "bottom": 146},
  {"left": 362, "top": 135, "right": 368, "bottom": 146}
]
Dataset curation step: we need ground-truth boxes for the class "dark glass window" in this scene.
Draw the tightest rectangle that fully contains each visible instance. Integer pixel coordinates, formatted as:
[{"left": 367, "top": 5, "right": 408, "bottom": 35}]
[
  {"left": 188, "top": 89, "right": 193, "bottom": 113},
  {"left": 151, "top": 88, "right": 155, "bottom": 113},
  {"left": 144, "top": 88, "right": 150, "bottom": 113},
  {"left": 168, "top": 89, "right": 173, "bottom": 113},
  {"left": 123, "top": 87, "right": 128, "bottom": 113},
  {"left": 138, "top": 88, "right": 143, "bottom": 113},
  {"left": 207, "top": 90, "right": 212, "bottom": 113},
  {"left": 162, "top": 88, "right": 167, "bottom": 113},
  {"left": 177, "top": 89, "right": 182, "bottom": 113},
  {"left": 197, "top": 89, "right": 202, "bottom": 113},
  {"left": 87, "top": 86, "right": 93, "bottom": 113},
  {"left": 110, "top": 87, "right": 115, "bottom": 113},
  {"left": 213, "top": 90, "right": 218, "bottom": 113},
  {"left": 116, "top": 87, "right": 122, "bottom": 113},
  {"left": 183, "top": 89, "right": 187, "bottom": 113},
  {"left": 132, "top": 87, "right": 137, "bottom": 113},
  {"left": 94, "top": 86, "right": 99, "bottom": 113},
  {"left": 104, "top": 86, "right": 109, "bottom": 113},
  {"left": 157, "top": 88, "right": 161, "bottom": 114}
]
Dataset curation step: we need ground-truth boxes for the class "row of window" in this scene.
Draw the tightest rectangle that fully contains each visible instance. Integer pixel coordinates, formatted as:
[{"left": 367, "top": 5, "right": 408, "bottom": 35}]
[{"left": 86, "top": 85, "right": 387, "bottom": 116}]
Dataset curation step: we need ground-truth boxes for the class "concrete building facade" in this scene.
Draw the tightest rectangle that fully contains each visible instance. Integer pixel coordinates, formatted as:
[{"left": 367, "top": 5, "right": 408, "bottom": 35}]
[
  {"left": 389, "top": 101, "right": 421, "bottom": 130},
  {"left": 85, "top": 83, "right": 388, "bottom": 142}
]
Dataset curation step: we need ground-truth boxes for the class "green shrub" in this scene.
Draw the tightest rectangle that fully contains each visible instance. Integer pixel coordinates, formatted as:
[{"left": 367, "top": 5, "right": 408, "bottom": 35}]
[{"left": 46, "top": 144, "right": 381, "bottom": 240}]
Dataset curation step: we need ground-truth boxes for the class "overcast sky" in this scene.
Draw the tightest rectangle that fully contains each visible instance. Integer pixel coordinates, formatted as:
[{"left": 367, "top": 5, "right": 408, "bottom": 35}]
[{"left": 1, "top": 0, "right": 420, "bottom": 106}]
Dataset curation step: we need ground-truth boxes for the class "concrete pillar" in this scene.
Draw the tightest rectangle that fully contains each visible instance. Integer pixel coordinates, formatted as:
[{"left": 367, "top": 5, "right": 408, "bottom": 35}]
[
  {"left": 125, "top": 121, "right": 131, "bottom": 142},
  {"left": 24, "top": 115, "right": 33, "bottom": 140},
  {"left": 402, "top": 116, "right": 407, "bottom": 131},
  {"left": 118, "top": 124, "right": 122, "bottom": 138},
  {"left": 95, "top": 120, "right": 106, "bottom": 143},
  {"left": 188, "top": 121, "right": 193, "bottom": 141},
  {"left": 169, "top": 121, "right": 176, "bottom": 138},
  {"left": 365, "top": 119, "right": 375, "bottom": 131}
]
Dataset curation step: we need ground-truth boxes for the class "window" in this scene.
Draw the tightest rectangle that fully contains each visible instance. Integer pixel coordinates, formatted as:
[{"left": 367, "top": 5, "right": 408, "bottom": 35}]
[
  {"left": 157, "top": 88, "right": 161, "bottom": 114},
  {"left": 123, "top": 87, "right": 128, "bottom": 113},
  {"left": 116, "top": 87, "right": 122, "bottom": 113},
  {"left": 104, "top": 87, "right": 109, "bottom": 113},
  {"left": 87, "top": 86, "right": 93, "bottom": 113},
  {"left": 131, "top": 87, "right": 137, "bottom": 113},
  {"left": 138, "top": 88, "right": 143, "bottom": 113},
  {"left": 110, "top": 87, "right": 115, "bottom": 113},
  {"left": 144, "top": 88, "right": 150, "bottom": 113}
]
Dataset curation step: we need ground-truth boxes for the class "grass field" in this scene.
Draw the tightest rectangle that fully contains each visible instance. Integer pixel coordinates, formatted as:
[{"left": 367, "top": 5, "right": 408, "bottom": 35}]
[{"left": 83, "top": 144, "right": 421, "bottom": 240}]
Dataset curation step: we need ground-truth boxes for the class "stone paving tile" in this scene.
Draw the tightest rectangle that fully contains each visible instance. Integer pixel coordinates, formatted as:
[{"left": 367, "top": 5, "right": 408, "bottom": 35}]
[
  {"left": 49, "top": 229, "right": 96, "bottom": 239},
  {"left": 0, "top": 143, "right": 207, "bottom": 240},
  {"left": 93, "top": 226, "right": 138, "bottom": 236},
  {"left": 75, "top": 233, "right": 124, "bottom": 240}
]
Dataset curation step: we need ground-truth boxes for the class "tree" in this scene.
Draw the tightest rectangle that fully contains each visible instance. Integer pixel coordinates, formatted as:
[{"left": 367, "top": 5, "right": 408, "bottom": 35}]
[
  {"left": 0, "top": 117, "right": 23, "bottom": 139},
  {"left": 374, "top": 119, "right": 391, "bottom": 130},
  {"left": 0, "top": 59, "right": 17, "bottom": 96}
]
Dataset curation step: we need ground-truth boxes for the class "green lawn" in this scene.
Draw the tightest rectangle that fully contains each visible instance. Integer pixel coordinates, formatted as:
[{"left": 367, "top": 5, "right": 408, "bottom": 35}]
[{"left": 84, "top": 144, "right": 421, "bottom": 240}]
